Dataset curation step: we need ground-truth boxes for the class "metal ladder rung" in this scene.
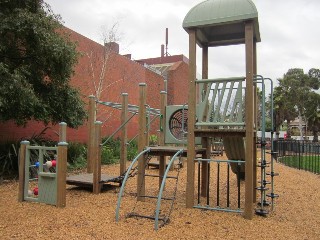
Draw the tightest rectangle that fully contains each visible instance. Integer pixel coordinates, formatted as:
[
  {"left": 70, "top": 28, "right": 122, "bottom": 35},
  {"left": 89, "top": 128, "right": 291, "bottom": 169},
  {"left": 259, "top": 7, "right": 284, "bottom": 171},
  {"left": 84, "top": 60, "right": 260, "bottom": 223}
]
[
  {"left": 266, "top": 193, "right": 279, "bottom": 198},
  {"left": 126, "top": 212, "right": 167, "bottom": 221},
  {"left": 144, "top": 174, "right": 178, "bottom": 179},
  {"left": 139, "top": 195, "right": 175, "bottom": 201},
  {"left": 258, "top": 180, "right": 271, "bottom": 185},
  {"left": 266, "top": 151, "right": 278, "bottom": 155},
  {"left": 266, "top": 172, "right": 279, "bottom": 177}
]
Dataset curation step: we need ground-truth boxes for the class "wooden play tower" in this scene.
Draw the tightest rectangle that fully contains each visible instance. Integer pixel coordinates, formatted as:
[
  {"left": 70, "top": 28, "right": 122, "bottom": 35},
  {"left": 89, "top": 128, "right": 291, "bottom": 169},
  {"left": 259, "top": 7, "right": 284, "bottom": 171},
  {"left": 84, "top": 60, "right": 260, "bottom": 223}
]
[{"left": 183, "top": 0, "right": 260, "bottom": 219}]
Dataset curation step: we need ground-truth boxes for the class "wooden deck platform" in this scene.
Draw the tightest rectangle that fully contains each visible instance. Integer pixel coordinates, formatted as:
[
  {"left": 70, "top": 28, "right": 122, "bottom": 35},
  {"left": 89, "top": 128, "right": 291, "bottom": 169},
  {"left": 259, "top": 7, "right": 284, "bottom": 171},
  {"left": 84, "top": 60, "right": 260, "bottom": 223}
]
[
  {"left": 66, "top": 173, "right": 121, "bottom": 188},
  {"left": 146, "top": 146, "right": 206, "bottom": 169},
  {"left": 148, "top": 146, "right": 206, "bottom": 157},
  {"left": 194, "top": 129, "right": 246, "bottom": 137}
]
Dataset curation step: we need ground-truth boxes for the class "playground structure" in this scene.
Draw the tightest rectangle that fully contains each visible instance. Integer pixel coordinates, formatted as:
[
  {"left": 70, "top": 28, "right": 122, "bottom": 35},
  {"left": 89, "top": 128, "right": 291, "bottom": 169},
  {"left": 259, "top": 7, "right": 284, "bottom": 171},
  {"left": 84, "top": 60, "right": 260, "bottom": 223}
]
[
  {"left": 66, "top": 84, "right": 163, "bottom": 193},
  {"left": 65, "top": 0, "right": 279, "bottom": 229},
  {"left": 16, "top": 0, "right": 279, "bottom": 229},
  {"left": 18, "top": 122, "right": 68, "bottom": 207},
  {"left": 182, "top": 0, "right": 278, "bottom": 219},
  {"left": 116, "top": 0, "right": 278, "bottom": 228}
]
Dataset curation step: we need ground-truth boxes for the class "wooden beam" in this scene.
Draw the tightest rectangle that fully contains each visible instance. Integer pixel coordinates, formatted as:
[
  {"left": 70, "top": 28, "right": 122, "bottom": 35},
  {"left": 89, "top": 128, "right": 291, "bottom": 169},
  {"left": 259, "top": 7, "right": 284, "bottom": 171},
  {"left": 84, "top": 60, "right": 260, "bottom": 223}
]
[
  {"left": 18, "top": 141, "right": 29, "bottom": 202},
  {"left": 244, "top": 21, "right": 255, "bottom": 220},
  {"left": 59, "top": 122, "right": 67, "bottom": 142},
  {"left": 253, "top": 41, "right": 258, "bottom": 203},
  {"left": 93, "top": 121, "right": 102, "bottom": 194},
  {"left": 56, "top": 122, "right": 68, "bottom": 206},
  {"left": 159, "top": 91, "right": 167, "bottom": 146},
  {"left": 201, "top": 45, "right": 209, "bottom": 197},
  {"left": 137, "top": 83, "right": 147, "bottom": 201},
  {"left": 196, "top": 29, "right": 209, "bottom": 47},
  {"left": 186, "top": 29, "right": 197, "bottom": 208},
  {"left": 87, "top": 95, "right": 96, "bottom": 173},
  {"left": 120, "top": 93, "right": 128, "bottom": 176},
  {"left": 159, "top": 91, "right": 167, "bottom": 188},
  {"left": 56, "top": 141, "right": 68, "bottom": 207}
]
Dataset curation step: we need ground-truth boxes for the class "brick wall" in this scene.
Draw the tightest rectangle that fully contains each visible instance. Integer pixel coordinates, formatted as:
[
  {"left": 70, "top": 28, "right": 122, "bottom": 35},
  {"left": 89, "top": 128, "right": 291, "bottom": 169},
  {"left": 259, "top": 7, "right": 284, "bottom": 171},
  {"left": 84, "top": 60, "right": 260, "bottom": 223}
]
[
  {"left": 167, "top": 61, "right": 189, "bottom": 105},
  {"left": 0, "top": 27, "right": 187, "bottom": 144}
]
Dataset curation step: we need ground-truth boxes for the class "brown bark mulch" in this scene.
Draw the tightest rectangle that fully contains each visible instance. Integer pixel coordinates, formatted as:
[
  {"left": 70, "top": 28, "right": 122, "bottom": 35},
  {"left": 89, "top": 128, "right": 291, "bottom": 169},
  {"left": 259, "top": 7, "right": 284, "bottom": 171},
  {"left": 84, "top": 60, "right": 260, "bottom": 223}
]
[{"left": 1, "top": 153, "right": 319, "bottom": 240}]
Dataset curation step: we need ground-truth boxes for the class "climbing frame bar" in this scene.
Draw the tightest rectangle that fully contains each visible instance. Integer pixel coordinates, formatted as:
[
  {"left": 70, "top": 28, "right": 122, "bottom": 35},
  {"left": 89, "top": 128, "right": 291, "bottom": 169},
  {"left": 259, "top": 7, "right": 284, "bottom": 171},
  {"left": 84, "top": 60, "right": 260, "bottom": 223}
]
[
  {"left": 115, "top": 148, "right": 151, "bottom": 222},
  {"left": 154, "top": 149, "right": 184, "bottom": 230}
]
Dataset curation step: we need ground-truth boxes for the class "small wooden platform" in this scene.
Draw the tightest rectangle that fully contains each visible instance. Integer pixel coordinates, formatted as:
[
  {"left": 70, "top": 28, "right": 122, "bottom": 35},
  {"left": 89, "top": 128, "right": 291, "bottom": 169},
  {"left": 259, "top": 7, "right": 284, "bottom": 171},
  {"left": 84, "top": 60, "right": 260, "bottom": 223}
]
[
  {"left": 148, "top": 146, "right": 206, "bottom": 157},
  {"left": 194, "top": 129, "right": 247, "bottom": 137},
  {"left": 147, "top": 146, "right": 206, "bottom": 169},
  {"left": 66, "top": 173, "right": 121, "bottom": 188}
]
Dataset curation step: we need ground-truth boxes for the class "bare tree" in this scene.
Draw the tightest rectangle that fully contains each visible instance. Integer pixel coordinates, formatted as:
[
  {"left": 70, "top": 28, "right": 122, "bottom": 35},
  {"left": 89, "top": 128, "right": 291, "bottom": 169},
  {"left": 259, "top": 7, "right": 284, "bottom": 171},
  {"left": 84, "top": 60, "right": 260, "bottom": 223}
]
[{"left": 87, "top": 22, "right": 121, "bottom": 100}]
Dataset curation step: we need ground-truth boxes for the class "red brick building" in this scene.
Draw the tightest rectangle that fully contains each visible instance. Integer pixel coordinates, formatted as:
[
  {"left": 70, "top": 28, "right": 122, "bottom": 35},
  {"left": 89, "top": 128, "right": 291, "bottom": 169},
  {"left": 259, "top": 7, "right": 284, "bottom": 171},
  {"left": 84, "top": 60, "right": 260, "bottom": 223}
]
[{"left": 0, "top": 27, "right": 189, "bottom": 143}]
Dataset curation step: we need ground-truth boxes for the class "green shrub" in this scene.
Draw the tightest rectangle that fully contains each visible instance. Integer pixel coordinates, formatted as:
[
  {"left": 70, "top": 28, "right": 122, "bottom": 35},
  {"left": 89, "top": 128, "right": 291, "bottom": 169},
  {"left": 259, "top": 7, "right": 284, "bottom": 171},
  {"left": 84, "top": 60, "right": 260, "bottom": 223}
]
[
  {"left": 67, "top": 142, "right": 87, "bottom": 170},
  {"left": 0, "top": 127, "right": 56, "bottom": 179},
  {"left": 101, "top": 136, "right": 121, "bottom": 165},
  {"left": 127, "top": 139, "right": 138, "bottom": 161},
  {"left": 149, "top": 134, "right": 158, "bottom": 146},
  {"left": 100, "top": 136, "right": 139, "bottom": 163},
  {"left": 0, "top": 141, "right": 19, "bottom": 179},
  {"left": 101, "top": 146, "right": 119, "bottom": 165}
]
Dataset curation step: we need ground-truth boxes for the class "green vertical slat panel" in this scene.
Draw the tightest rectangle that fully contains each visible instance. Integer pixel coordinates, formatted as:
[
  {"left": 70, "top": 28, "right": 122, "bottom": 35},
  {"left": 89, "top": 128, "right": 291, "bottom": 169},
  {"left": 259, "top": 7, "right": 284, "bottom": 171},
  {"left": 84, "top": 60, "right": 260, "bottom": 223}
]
[
  {"left": 198, "top": 82, "right": 212, "bottom": 122},
  {"left": 230, "top": 81, "right": 243, "bottom": 123},
  {"left": 236, "top": 81, "right": 243, "bottom": 123},
  {"left": 213, "top": 81, "right": 227, "bottom": 121},
  {"left": 208, "top": 82, "right": 219, "bottom": 122},
  {"left": 221, "top": 81, "right": 235, "bottom": 122},
  {"left": 195, "top": 77, "right": 245, "bottom": 127}
]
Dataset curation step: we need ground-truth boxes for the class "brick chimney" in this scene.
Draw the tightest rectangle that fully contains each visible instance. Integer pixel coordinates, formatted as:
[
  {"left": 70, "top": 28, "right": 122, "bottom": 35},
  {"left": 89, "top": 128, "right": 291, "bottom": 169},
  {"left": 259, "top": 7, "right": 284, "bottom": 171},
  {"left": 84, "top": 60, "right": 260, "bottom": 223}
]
[
  {"left": 161, "top": 44, "right": 165, "bottom": 58},
  {"left": 105, "top": 42, "right": 119, "bottom": 54},
  {"left": 123, "top": 54, "right": 131, "bottom": 59}
]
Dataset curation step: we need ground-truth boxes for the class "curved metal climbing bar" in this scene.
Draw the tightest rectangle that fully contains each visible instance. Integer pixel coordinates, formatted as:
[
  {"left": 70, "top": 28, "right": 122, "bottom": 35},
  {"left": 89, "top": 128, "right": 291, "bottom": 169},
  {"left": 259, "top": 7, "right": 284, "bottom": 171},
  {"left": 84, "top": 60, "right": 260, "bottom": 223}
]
[
  {"left": 115, "top": 147, "right": 151, "bottom": 222},
  {"left": 154, "top": 149, "right": 184, "bottom": 230}
]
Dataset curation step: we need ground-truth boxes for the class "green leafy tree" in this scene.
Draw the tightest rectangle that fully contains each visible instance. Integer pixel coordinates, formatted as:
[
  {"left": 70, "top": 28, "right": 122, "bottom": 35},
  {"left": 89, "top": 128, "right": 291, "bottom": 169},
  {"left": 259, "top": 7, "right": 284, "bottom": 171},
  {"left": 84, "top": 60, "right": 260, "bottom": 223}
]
[
  {"left": 273, "top": 85, "right": 296, "bottom": 138},
  {"left": 274, "top": 68, "right": 320, "bottom": 139},
  {"left": 305, "top": 91, "right": 320, "bottom": 142},
  {"left": 0, "top": 0, "right": 86, "bottom": 128}
]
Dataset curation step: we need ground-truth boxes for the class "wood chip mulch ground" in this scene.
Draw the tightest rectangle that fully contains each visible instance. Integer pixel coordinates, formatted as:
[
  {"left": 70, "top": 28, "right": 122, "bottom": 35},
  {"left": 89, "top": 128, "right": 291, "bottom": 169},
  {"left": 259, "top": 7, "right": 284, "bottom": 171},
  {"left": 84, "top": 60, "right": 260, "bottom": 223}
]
[{"left": 1, "top": 152, "right": 319, "bottom": 240}]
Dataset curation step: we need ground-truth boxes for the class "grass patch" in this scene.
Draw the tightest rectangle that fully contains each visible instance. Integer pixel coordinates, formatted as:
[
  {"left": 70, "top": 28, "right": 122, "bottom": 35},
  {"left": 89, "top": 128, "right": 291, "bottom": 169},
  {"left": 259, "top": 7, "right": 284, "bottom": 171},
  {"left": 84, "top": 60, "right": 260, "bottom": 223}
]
[{"left": 279, "top": 155, "right": 320, "bottom": 174}]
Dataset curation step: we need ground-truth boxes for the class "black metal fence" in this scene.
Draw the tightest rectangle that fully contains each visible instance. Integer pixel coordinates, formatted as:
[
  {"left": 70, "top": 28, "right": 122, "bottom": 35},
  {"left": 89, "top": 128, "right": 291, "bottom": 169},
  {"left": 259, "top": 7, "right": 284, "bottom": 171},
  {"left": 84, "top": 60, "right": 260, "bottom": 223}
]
[{"left": 273, "top": 139, "right": 320, "bottom": 174}]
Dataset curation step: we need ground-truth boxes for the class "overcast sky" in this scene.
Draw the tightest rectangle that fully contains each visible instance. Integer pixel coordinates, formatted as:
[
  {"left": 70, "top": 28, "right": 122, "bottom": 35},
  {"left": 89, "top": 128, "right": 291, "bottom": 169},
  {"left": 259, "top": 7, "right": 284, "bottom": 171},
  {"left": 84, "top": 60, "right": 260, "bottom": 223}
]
[{"left": 45, "top": 0, "right": 320, "bottom": 84}]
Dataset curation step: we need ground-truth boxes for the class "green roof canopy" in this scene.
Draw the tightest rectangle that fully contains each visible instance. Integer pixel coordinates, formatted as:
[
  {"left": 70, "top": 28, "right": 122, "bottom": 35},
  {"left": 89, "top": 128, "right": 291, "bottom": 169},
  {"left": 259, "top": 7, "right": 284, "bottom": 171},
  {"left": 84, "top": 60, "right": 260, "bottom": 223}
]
[{"left": 183, "top": 0, "right": 260, "bottom": 47}]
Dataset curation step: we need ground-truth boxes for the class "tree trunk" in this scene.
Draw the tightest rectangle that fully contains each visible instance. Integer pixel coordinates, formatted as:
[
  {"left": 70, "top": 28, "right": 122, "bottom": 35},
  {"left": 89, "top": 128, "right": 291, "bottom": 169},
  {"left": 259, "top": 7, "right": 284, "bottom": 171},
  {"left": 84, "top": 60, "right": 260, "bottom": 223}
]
[
  {"left": 286, "top": 120, "right": 292, "bottom": 139},
  {"left": 275, "top": 131, "right": 280, "bottom": 140},
  {"left": 297, "top": 111, "right": 304, "bottom": 140},
  {"left": 312, "top": 127, "right": 319, "bottom": 142}
]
